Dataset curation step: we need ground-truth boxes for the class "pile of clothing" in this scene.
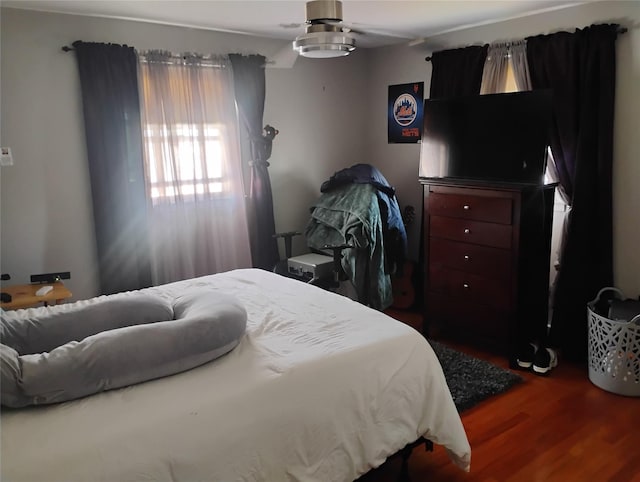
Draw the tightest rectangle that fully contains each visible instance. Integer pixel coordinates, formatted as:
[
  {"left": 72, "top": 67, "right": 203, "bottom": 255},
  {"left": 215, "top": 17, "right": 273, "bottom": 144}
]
[{"left": 305, "top": 164, "right": 407, "bottom": 310}]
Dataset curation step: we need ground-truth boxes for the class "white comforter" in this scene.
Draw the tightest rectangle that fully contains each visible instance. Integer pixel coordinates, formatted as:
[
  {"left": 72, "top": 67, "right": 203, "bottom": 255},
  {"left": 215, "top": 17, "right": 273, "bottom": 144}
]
[{"left": 1, "top": 269, "right": 470, "bottom": 481}]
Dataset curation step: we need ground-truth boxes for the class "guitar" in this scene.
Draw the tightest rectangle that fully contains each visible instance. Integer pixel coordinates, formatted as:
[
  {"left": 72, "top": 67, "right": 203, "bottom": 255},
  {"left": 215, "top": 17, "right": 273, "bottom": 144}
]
[{"left": 391, "top": 205, "right": 417, "bottom": 310}]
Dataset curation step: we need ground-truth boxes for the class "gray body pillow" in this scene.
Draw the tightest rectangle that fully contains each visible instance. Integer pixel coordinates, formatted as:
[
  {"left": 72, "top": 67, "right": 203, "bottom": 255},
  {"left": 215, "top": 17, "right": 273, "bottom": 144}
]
[{"left": 1, "top": 290, "right": 247, "bottom": 408}]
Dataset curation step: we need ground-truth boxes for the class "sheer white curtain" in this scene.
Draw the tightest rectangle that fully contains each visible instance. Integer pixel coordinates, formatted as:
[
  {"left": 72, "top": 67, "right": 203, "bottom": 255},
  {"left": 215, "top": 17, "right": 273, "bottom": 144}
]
[
  {"left": 509, "top": 42, "right": 532, "bottom": 92},
  {"left": 480, "top": 41, "right": 531, "bottom": 94},
  {"left": 138, "top": 51, "right": 252, "bottom": 285},
  {"left": 480, "top": 44, "right": 509, "bottom": 94}
]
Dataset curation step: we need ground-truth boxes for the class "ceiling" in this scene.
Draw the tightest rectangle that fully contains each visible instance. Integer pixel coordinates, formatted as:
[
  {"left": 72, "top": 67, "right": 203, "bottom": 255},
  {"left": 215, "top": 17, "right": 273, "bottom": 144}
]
[{"left": 3, "top": 0, "right": 592, "bottom": 48}]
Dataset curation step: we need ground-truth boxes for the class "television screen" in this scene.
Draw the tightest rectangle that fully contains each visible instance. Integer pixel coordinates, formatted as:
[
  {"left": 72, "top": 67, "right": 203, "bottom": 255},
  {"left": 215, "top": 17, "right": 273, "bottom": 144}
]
[{"left": 418, "top": 90, "right": 553, "bottom": 185}]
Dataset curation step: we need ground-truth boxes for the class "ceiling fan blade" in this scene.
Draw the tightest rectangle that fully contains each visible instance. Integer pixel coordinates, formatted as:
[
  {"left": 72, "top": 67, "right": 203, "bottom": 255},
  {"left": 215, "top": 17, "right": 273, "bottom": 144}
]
[
  {"left": 407, "top": 37, "right": 427, "bottom": 47},
  {"left": 342, "top": 21, "right": 414, "bottom": 40},
  {"left": 279, "top": 22, "right": 304, "bottom": 30},
  {"left": 266, "top": 43, "right": 299, "bottom": 69}
]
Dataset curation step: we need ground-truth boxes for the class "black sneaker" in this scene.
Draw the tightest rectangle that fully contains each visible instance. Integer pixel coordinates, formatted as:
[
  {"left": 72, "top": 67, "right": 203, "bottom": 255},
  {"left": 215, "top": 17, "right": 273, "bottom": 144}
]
[
  {"left": 532, "top": 347, "right": 558, "bottom": 376},
  {"left": 516, "top": 343, "right": 538, "bottom": 369}
]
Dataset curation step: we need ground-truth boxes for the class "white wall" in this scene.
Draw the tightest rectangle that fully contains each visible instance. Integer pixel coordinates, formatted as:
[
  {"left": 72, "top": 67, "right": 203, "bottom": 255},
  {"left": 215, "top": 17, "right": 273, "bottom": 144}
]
[
  {"left": 267, "top": 52, "right": 370, "bottom": 257},
  {"left": 366, "top": 0, "right": 640, "bottom": 297},
  {"left": 0, "top": 7, "right": 368, "bottom": 300},
  {"left": 2, "top": 2, "right": 638, "bottom": 301}
]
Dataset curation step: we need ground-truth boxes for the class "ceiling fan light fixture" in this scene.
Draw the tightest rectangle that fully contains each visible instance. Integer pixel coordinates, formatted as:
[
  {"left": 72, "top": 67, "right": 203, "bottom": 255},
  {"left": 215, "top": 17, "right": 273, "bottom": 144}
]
[{"left": 293, "top": 31, "right": 356, "bottom": 58}]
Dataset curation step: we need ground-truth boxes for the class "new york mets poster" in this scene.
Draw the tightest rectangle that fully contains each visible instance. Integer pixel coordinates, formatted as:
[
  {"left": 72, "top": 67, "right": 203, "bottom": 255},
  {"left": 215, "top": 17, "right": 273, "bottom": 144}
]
[{"left": 388, "top": 82, "right": 423, "bottom": 143}]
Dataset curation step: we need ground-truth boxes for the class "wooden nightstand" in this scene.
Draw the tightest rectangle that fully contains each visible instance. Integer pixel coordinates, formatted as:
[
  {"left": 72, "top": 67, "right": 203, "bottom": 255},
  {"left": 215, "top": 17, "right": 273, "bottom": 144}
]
[{"left": 0, "top": 282, "right": 72, "bottom": 310}]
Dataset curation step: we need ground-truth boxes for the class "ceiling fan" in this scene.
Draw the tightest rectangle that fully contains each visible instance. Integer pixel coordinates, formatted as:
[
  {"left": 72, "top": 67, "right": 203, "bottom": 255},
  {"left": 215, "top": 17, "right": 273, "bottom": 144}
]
[
  {"left": 268, "top": 0, "right": 422, "bottom": 68},
  {"left": 292, "top": 0, "right": 358, "bottom": 58}
]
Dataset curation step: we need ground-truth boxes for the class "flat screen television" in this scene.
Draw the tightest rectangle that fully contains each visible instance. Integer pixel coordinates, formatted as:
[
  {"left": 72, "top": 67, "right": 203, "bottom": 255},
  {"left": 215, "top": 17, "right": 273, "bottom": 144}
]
[{"left": 418, "top": 90, "right": 553, "bottom": 185}]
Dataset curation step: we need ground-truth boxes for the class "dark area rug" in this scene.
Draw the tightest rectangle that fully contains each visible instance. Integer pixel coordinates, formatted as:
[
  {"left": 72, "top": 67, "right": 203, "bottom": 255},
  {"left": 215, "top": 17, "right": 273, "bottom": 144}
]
[{"left": 429, "top": 340, "right": 523, "bottom": 412}]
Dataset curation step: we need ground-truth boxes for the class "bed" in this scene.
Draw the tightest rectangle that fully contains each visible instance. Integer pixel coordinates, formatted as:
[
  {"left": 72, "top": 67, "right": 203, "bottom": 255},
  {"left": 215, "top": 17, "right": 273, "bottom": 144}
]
[{"left": 0, "top": 268, "right": 470, "bottom": 481}]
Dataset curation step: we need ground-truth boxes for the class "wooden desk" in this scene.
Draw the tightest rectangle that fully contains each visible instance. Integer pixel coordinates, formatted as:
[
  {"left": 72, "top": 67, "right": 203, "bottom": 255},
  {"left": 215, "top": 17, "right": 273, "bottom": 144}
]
[{"left": 0, "top": 282, "right": 73, "bottom": 310}]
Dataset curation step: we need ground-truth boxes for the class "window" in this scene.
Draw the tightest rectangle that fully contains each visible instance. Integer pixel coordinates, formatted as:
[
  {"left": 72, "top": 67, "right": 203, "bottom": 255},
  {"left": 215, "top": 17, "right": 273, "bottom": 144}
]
[
  {"left": 138, "top": 55, "right": 242, "bottom": 206},
  {"left": 143, "top": 123, "right": 226, "bottom": 200},
  {"left": 504, "top": 59, "right": 518, "bottom": 93},
  {"left": 136, "top": 53, "right": 252, "bottom": 284}
]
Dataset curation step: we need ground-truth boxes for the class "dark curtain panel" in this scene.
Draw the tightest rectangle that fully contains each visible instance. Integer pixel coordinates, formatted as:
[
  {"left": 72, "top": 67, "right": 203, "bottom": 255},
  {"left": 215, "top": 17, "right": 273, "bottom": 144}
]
[
  {"left": 429, "top": 45, "right": 489, "bottom": 98},
  {"left": 527, "top": 24, "right": 618, "bottom": 361},
  {"left": 73, "top": 41, "right": 152, "bottom": 295},
  {"left": 229, "top": 54, "right": 279, "bottom": 270}
]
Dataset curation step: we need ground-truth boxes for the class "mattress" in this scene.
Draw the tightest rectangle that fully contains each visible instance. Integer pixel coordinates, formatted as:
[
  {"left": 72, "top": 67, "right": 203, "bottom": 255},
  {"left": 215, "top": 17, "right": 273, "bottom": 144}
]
[{"left": 1, "top": 268, "right": 470, "bottom": 481}]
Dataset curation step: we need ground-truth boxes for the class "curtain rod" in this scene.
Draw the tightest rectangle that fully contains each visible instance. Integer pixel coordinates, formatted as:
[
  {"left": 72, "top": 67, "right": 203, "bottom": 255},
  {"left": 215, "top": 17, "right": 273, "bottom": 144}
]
[
  {"left": 61, "top": 45, "right": 269, "bottom": 66},
  {"left": 424, "top": 26, "right": 628, "bottom": 62},
  {"left": 61, "top": 45, "right": 222, "bottom": 61},
  {"left": 61, "top": 46, "right": 225, "bottom": 67}
]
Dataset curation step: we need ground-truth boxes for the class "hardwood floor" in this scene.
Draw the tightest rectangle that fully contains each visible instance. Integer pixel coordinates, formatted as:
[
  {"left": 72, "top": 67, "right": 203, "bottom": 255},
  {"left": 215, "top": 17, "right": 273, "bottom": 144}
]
[{"left": 361, "top": 310, "right": 640, "bottom": 482}]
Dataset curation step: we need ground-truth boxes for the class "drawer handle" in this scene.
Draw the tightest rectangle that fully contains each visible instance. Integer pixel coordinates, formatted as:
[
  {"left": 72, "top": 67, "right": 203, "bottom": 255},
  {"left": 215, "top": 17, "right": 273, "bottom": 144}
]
[
  {"left": 463, "top": 204, "right": 470, "bottom": 210},
  {"left": 463, "top": 283, "right": 470, "bottom": 289},
  {"left": 464, "top": 255, "right": 470, "bottom": 261},
  {"left": 464, "top": 228, "right": 470, "bottom": 234}
]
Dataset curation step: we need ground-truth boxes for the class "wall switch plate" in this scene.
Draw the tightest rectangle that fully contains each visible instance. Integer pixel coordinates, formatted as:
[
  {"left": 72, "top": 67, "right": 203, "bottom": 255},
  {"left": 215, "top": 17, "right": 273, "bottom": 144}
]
[{"left": 0, "top": 147, "right": 14, "bottom": 166}]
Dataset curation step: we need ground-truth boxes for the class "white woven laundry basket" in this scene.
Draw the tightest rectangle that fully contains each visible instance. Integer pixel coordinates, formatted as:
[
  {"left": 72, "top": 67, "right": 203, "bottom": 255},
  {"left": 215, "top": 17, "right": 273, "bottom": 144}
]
[{"left": 587, "top": 287, "right": 640, "bottom": 397}]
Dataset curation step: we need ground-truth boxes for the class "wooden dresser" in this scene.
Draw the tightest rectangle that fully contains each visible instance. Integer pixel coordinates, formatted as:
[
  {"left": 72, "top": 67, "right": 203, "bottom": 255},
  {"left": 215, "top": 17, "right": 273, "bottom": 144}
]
[{"left": 421, "top": 179, "right": 556, "bottom": 365}]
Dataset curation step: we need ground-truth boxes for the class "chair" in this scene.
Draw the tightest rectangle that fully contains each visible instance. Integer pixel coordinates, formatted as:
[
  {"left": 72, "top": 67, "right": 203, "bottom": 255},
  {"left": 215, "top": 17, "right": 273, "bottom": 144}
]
[
  {"left": 273, "top": 231, "right": 351, "bottom": 291},
  {"left": 274, "top": 164, "right": 407, "bottom": 310}
]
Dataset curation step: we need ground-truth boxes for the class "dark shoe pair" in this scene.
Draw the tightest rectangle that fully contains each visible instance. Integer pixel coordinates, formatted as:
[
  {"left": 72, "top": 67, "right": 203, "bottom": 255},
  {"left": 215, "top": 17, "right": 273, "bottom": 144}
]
[
  {"left": 532, "top": 347, "right": 558, "bottom": 376},
  {"left": 516, "top": 343, "right": 558, "bottom": 376}
]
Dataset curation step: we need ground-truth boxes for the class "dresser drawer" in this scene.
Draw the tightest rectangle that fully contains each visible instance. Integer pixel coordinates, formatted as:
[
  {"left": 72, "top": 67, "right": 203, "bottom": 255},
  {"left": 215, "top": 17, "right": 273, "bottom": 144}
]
[
  {"left": 429, "top": 265, "right": 511, "bottom": 310},
  {"left": 429, "top": 237, "right": 511, "bottom": 281},
  {"left": 429, "top": 192, "right": 513, "bottom": 224},
  {"left": 430, "top": 216, "right": 512, "bottom": 249},
  {"left": 427, "top": 292, "right": 509, "bottom": 345}
]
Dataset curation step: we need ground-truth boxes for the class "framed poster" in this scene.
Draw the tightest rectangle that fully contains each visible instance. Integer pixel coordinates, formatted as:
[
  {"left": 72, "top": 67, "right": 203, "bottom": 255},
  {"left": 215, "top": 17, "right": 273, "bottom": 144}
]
[{"left": 388, "top": 82, "right": 424, "bottom": 143}]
